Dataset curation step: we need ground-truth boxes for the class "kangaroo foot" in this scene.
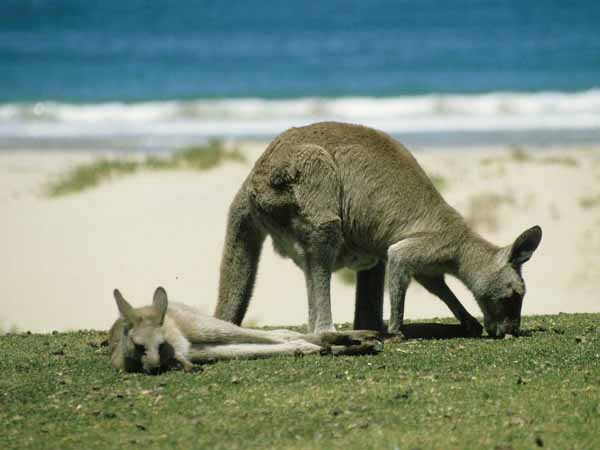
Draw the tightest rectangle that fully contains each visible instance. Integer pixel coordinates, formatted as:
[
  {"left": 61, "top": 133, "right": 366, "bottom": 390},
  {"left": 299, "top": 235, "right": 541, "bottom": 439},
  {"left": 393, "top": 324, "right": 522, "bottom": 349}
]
[
  {"left": 329, "top": 340, "right": 384, "bottom": 356},
  {"left": 316, "top": 330, "right": 381, "bottom": 347},
  {"left": 385, "top": 326, "right": 407, "bottom": 342},
  {"left": 316, "top": 330, "right": 384, "bottom": 356},
  {"left": 174, "top": 353, "right": 195, "bottom": 373}
]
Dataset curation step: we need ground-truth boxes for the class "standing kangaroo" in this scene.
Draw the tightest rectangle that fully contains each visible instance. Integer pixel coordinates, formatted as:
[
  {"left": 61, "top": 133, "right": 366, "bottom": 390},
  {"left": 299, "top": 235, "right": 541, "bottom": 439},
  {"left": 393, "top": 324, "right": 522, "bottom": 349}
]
[
  {"left": 215, "top": 122, "right": 542, "bottom": 338},
  {"left": 109, "top": 287, "right": 381, "bottom": 373}
]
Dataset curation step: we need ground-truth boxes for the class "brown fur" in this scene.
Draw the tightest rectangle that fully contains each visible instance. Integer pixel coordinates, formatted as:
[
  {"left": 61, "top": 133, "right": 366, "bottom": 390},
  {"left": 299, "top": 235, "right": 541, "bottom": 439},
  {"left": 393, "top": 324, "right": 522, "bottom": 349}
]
[
  {"left": 215, "top": 122, "right": 542, "bottom": 338},
  {"left": 109, "top": 287, "right": 382, "bottom": 373}
]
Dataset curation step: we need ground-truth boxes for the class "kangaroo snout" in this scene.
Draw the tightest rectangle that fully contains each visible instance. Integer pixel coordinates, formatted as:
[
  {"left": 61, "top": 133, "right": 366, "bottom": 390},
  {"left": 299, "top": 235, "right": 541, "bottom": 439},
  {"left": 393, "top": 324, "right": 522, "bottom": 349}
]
[
  {"left": 141, "top": 351, "right": 162, "bottom": 374},
  {"left": 486, "top": 319, "right": 520, "bottom": 339},
  {"left": 141, "top": 359, "right": 162, "bottom": 375}
]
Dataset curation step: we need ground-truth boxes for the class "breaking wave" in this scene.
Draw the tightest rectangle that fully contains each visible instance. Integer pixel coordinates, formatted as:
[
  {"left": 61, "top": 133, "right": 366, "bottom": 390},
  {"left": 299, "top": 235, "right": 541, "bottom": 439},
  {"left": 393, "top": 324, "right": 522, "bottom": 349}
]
[{"left": 1, "top": 90, "right": 599, "bottom": 147}]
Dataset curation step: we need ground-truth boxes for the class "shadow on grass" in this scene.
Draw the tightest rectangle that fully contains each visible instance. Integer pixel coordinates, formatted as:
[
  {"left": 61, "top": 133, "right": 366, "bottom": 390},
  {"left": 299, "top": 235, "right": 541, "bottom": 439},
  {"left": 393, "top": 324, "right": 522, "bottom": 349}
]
[
  {"left": 397, "top": 323, "right": 546, "bottom": 340},
  {"left": 400, "top": 323, "right": 476, "bottom": 340}
]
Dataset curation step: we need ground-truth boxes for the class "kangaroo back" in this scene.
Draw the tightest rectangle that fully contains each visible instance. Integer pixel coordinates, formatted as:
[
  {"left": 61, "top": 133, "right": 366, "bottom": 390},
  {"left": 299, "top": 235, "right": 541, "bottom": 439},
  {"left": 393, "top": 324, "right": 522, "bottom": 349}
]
[{"left": 260, "top": 122, "right": 464, "bottom": 251}]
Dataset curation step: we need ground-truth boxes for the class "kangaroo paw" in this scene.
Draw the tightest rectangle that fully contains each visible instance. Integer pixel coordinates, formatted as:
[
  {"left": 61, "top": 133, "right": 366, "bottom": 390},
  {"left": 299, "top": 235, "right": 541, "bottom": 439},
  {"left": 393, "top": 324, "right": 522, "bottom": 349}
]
[
  {"left": 174, "top": 352, "right": 194, "bottom": 373},
  {"left": 330, "top": 340, "right": 384, "bottom": 356},
  {"left": 317, "top": 332, "right": 360, "bottom": 347}
]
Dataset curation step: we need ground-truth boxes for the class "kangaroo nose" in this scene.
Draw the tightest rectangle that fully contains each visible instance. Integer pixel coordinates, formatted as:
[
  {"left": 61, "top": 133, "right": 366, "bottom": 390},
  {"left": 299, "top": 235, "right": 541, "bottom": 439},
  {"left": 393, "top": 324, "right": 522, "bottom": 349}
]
[
  {"left": 506, "top": 325, "right": 520, "bottom": 336},
  {"left": 504, "top": 319, "right": 521, "bottom": 336},
  {"left": 485, "top": 321, "right": 504, "bottom": 339},
  {"left": 494, "top": 330, "right": 506, "bottom": 339},
  {"left": 142, "top": 354, "right": 161, "bottom": 372},
  {"left": 497, "top": 320, "right": 520, "bottom": 338}
]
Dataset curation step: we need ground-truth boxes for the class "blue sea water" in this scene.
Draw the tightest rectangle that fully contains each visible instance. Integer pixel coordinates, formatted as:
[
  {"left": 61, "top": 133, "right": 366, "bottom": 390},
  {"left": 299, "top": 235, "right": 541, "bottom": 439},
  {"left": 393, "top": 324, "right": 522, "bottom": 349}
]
[{"left": 1, "top": 0, "right": 599, "bottom": 148}]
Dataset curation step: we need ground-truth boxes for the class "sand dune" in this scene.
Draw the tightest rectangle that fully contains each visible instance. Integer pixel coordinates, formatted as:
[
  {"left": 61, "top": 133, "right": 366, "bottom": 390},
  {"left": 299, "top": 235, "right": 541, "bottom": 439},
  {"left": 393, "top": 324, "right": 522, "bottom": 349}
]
[{"left": 1, "top": 143, "right": 599, "bottom": 333}]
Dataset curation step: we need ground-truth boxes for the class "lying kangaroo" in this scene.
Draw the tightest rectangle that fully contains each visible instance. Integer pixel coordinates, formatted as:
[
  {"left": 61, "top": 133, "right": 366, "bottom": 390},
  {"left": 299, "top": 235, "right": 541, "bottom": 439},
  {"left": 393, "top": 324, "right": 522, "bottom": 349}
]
[
  {"left": 109, "top": 287, "right": 381, "bottom": 373},
  {"left": 215, "top": 121, "right": 542, "bottom": 338}
]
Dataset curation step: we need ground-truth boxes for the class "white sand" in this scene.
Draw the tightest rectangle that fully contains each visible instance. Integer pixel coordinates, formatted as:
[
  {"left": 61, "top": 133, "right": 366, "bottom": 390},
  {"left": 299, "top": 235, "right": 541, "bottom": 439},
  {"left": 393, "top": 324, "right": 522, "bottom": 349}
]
[{"left": 1, "top": 143, "right": 599, "bottom": 333}]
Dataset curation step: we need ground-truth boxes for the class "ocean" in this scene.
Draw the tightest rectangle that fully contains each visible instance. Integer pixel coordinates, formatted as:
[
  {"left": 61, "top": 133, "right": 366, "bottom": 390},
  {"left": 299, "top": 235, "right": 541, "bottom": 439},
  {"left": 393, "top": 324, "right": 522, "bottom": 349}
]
[{"left": 1, "top": 0, "right": 599, "bottom": 150}]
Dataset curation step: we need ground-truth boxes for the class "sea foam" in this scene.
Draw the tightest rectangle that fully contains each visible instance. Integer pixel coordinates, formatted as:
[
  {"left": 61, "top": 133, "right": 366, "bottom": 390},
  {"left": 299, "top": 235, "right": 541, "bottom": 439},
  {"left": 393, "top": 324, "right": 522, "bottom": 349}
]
[{"left": 1, "top": 90, "right": 598, "bottom": 147}]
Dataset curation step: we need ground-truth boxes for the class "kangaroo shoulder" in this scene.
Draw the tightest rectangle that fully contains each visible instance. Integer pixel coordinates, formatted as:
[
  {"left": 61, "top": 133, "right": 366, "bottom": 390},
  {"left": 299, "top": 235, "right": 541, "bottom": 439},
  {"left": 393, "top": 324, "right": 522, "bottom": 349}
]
[{"left": 166, "top": 302, "right": 202, "bottom": 322}]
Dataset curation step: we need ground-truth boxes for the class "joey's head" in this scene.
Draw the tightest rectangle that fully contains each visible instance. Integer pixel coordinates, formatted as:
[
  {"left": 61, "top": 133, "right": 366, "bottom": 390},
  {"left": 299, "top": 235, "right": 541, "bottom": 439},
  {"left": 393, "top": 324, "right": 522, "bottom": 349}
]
[
  {"left": 473, "top": 226, "right": 542, "bottom": 339},
  {"left": 113, "top": 287, "right": 174, "bottom": 374}
]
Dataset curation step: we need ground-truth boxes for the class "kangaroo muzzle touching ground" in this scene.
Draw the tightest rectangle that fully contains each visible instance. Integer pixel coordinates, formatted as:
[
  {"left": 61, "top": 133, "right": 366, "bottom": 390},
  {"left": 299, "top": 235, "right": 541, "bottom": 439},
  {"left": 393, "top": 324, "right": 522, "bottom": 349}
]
[
  {"left": 109, "top": 287, "right": 382, "bottom": 374},
  {"left": 214, "top": 121, "right": 542, "bottom": 339}
]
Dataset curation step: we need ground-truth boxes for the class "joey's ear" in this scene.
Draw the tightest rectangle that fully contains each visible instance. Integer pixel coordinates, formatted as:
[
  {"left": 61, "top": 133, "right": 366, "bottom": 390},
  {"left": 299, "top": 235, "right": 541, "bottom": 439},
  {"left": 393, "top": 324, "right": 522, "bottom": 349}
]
[
  {"left": 510, "top": 225, "right": 542, "bottom": 265},
  {"left": 152, "top": 286, "right": 168, "bottom": 325},
  {"left": 113, "top": 289, "right": 138, "bottom": 325}
]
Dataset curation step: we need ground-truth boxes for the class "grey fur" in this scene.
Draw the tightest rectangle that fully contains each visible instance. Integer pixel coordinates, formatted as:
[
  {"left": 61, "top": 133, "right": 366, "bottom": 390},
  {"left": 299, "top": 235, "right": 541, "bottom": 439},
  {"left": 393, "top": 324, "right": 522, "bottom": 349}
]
[{"left": 215, "top": 122, "right": 542, "bottom": 338}]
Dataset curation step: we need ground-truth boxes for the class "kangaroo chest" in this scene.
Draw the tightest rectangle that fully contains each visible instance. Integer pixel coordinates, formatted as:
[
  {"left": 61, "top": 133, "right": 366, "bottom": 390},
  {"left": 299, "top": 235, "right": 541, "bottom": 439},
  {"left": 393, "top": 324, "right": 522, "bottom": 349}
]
[{"left": 270, "top": 233, "right": 379, "bottom": 272}]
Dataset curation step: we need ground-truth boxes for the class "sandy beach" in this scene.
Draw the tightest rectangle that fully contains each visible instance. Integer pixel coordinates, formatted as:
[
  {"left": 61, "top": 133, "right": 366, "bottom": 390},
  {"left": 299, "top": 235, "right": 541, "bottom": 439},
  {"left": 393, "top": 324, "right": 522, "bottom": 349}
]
[{"left": 2, "top": 142, "right": 599, "bottom": 333}]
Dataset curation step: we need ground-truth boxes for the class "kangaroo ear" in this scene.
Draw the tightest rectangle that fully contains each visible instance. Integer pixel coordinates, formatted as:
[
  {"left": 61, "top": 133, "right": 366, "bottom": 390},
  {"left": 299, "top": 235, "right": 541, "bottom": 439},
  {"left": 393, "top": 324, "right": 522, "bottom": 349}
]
[
  {"left": 152, "top": 286, "right": 169, "bottom": 325},
  {"left": 113, "top": 289, "right": 138, "bottom": 325},
  {"left": 510, "top": 225, "right": 542, "bottom": 265}
]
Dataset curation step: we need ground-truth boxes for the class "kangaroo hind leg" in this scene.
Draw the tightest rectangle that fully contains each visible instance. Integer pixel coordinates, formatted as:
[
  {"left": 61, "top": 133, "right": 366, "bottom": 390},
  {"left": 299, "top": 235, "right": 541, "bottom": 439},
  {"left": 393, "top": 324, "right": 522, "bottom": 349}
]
[
  {"left": 290, "top": 145, "right": 344, "bottom": 334},
  {"left": 354, "top": 261, "right": 386, "bottom": 332},
  {"left": 188, "top": 341, "right": 322, "bottom": 363}
]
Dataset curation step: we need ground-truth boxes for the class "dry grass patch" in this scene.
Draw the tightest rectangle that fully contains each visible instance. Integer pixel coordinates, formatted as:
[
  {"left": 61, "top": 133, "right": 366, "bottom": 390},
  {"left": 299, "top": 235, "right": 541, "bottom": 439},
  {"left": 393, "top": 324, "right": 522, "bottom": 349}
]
[
  {"left": 579, "top": 194, "right": 600, "bottom": 209},
  {"left": 46, "top": 140, "right": 245, "bottom": 196},
  {"left": 466, "top": 191, "right": 516, "bottom": 232}
]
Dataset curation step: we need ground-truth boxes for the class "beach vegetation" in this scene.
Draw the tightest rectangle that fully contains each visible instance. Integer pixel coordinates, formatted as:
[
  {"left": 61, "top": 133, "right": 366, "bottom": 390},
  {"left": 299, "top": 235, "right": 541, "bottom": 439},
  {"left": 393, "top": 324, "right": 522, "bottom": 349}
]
[
  {"left": 1, "top": 313, "right": 598, "bottom": 450},
  {"left": 579, "top": 194, "right": 600, "bottom": 209},
  {"left": 171, "top": 140, "right": 245, "bottom": 170},
  {"left": 491, "top": 148, "right": 580, "bottom": 168},
  {"left": 46, "top": 140, "right": 245, "bottom": 197},
  {"left": 479, "top": 156, "right": 497, "bottom": 166},
  {"left": 508, "top": 146, "right": 533, "bottom": 163},
  {"left": 540, "top": 155, "right": 579, "bottom": 167},
  {"left": 47, "top": 159, "right": 138, "bottom": 196},
  {"left": 466, "top": 191, "right": 516, "bottom": 232}
]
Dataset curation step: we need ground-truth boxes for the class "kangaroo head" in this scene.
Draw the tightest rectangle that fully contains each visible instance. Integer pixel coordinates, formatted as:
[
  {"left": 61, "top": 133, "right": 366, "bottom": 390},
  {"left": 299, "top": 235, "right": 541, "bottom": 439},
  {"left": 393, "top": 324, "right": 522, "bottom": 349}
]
[
  {"left": 113, "top": 287, "right": 172, "bottom": 374},
  {"left": 473, "top": 225, "right": 542, "bottom": 338}
]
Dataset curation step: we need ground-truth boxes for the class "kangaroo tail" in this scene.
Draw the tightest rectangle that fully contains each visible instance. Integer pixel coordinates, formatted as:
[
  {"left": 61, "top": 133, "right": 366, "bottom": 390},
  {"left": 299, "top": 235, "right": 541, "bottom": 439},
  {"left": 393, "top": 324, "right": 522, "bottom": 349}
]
[{"left": 214, "top": 184, "right": 265, "bottom": 325}]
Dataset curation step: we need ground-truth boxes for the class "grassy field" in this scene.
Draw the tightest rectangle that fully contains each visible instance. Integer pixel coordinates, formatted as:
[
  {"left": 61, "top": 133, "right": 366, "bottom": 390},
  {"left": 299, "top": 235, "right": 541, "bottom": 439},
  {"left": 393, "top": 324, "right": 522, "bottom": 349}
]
[{"left": 1, "top": 314, "right": 598, "bottom": 450}]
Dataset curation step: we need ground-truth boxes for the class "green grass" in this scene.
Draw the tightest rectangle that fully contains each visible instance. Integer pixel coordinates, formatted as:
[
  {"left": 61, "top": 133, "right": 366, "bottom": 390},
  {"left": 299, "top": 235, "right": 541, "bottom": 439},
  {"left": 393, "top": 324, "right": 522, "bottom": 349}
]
[
  {"left": 1, "top": 314, "right": 599, "bottom": 450},
  {"left": 46, "top": 140, "right": 245, "bottom": 196}
]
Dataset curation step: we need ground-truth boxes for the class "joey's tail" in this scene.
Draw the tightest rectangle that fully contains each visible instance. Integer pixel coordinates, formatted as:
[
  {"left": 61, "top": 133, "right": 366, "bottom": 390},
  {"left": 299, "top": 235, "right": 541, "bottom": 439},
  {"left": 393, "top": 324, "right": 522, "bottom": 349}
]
[{"left": 214, "top": 185, "right": 266, "bottom": 324}]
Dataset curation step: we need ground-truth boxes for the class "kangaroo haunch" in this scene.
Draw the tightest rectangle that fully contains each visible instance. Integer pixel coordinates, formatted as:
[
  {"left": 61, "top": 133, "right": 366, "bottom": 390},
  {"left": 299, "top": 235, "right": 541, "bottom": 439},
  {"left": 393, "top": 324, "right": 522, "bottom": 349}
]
[
  {"left": 109, "top": 287, "right": 382, "bottom": 374},
  {"left": 214, "top": 122, "right": 542, "bottom": 339}
]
